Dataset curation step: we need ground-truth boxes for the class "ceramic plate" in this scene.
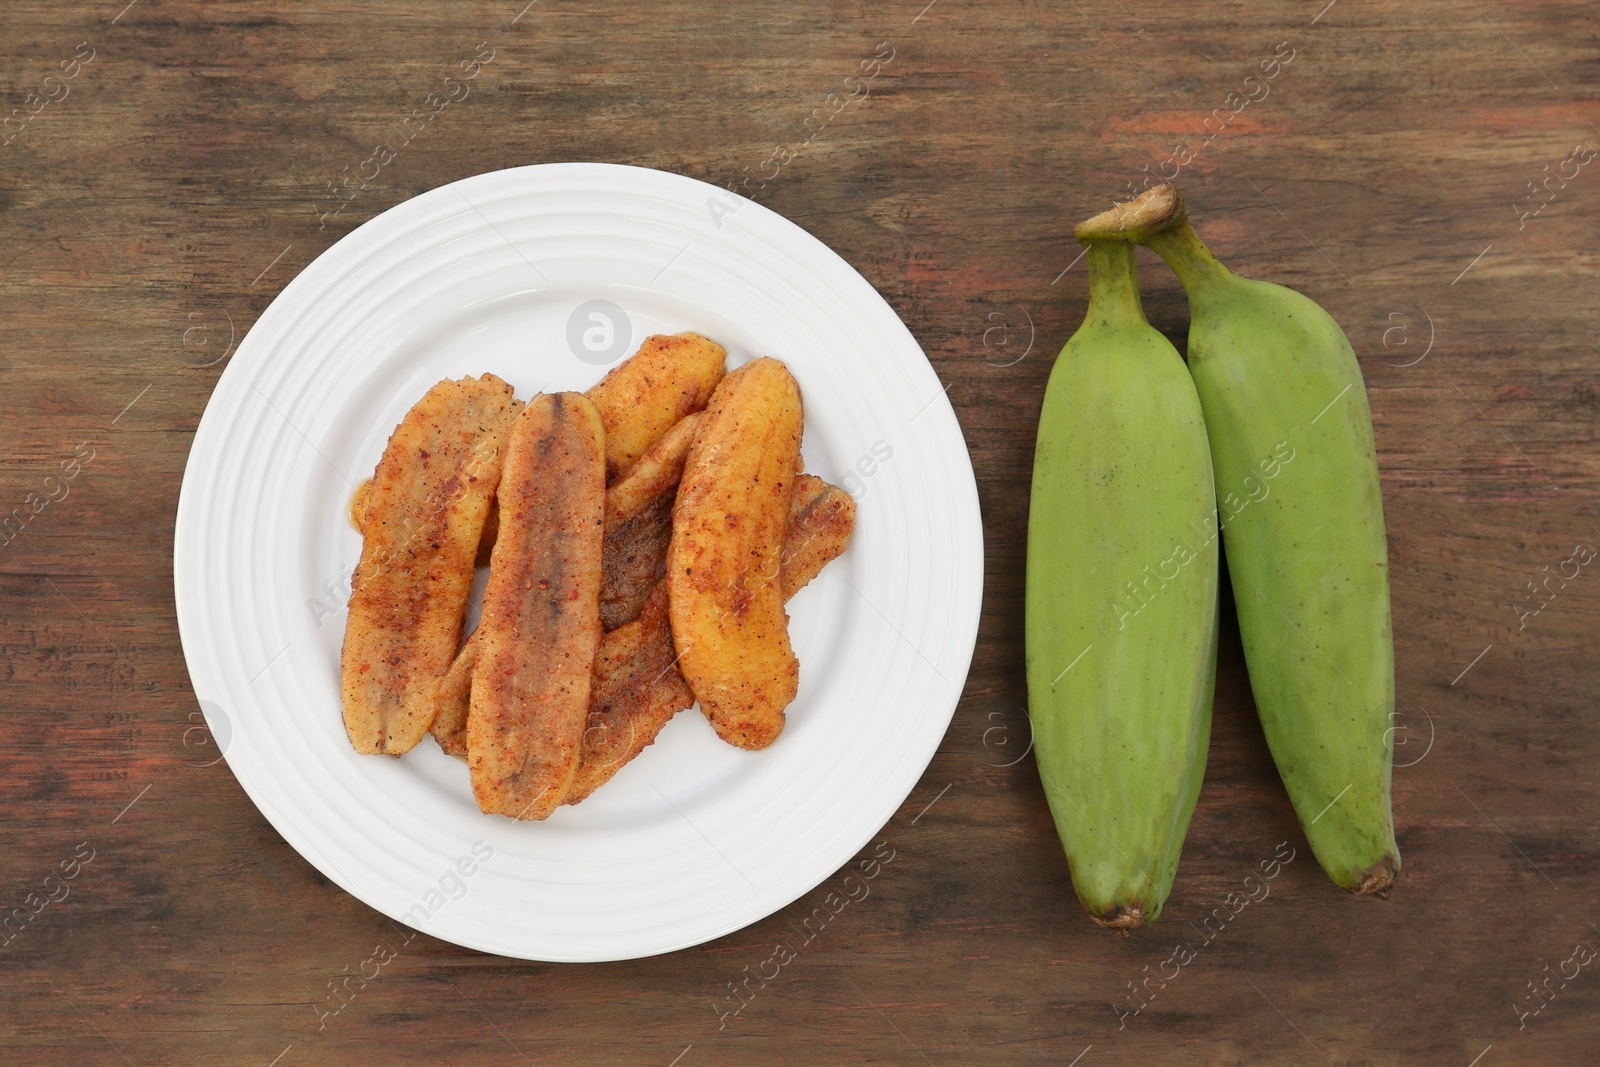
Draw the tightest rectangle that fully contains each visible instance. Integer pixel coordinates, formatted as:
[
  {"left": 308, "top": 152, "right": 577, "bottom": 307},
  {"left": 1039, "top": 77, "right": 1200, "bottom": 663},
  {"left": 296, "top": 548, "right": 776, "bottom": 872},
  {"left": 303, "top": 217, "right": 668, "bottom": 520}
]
[{"left": 173, "top": 163, "right": 982, "bottom": 961}]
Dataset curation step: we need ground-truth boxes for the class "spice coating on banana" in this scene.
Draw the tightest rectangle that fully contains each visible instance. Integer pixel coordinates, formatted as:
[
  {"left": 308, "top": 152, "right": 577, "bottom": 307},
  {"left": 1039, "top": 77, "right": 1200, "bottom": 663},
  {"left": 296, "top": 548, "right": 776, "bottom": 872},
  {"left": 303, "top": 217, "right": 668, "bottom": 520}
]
[
  {"left": 668, "top": 357, "right": 804, "bottom": 750},
  {"left": 340, "top": 374, "right": 519, "bottom": 755},
  {"left": 468, "top": 392, "right": 606, "bottom": 821}
]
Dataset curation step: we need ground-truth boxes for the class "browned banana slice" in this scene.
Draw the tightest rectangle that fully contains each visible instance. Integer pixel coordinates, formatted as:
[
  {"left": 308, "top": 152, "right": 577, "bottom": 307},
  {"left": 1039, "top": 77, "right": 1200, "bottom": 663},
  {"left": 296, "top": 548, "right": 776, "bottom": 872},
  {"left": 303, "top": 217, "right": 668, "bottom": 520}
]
[
  {"left": 340, "top": 374, "right": 519, "bottom": 755},
  {"left": 566, "top": 583, "right": 693, "bottom": 804},
  {"left": 351, "top": 479, "right": 500, "bottom": 567},
  {"left": 431, "top": 630, "right": 478, "bottom": 758},
  {"left": 436, "top": 474, "right": 857, "bottom": 775},
  {"left": 587, "top": 332, "right": 726, "bottom": 480},
  {"left": 780, "top": 475, "right": 856, "bottom": 600},
  {"left": 601, "top": 412, "right": 701, "bottom": 631},
  {"left": 667, "top": 357, "right": 803, "bottom": 750},
  {"left": 567, "top": 471, "right": 855, "bottom": 801},
  {"left": 467, "top": 393, "right": 605, "bottom": 820},
  {"left": 430, "top": 411, "right": 698, "bottom": 758}
]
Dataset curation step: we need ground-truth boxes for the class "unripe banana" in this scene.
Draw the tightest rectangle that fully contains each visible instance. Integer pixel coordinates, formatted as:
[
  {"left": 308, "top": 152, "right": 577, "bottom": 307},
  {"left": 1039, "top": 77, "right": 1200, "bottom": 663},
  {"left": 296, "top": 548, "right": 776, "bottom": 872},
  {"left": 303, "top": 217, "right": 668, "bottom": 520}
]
[
  {"left": 1025, "top": 239, "right": 1219, "bottom": 929},
  {"left": 1079, "top": 184, "right": 1399, "bottom": 895}
]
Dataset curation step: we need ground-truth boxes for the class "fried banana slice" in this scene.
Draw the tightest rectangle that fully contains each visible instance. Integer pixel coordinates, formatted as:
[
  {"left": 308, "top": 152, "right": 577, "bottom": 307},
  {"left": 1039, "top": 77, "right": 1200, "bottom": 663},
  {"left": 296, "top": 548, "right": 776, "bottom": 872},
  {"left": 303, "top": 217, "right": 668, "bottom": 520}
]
[
  {"left": 430, "top": 411, "right": 699, "bottom": 757},
  {"left": 781, "top": 475, "right": 855, "bottom": 600},
  {"left": 587, "top": 332, "right": 726, "bottom": 480},
  {"left": 352, "top": 478, "right": 500, "bottom": 567},
  {"left": 438, "top": 475, "right": 855, "bottom": 778},
  {"left": 601, "top": 412, "right": 700, "bottom": 631},
  {"left": 431, "top": 630, "right": 478, "bottom": 758},
  {"left": 566, "top": 582, "right": 692, "bottom": 803},
  {"left": 341, "top": 374, "right": 519, "bottom": 755},
  {"left": 566, "top": 472, "right": 855, "bottom": 801},
  {"left": 436, "top": 478, "right": 859, "bottom": 770},
  {"left": 467, "top": 393, "right": 605, "bottom": 820},
  {"left": 667, "top": 357, "right": 804, "bottom": 750}
]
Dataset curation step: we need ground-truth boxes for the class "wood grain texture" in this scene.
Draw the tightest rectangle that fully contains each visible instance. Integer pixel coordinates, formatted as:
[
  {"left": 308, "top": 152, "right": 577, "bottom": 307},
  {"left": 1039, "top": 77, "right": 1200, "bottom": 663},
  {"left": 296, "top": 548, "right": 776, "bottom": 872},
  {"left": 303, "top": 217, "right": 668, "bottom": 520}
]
[{"left": 0, "top": 0, "right": 1595, "bottom": 1063}]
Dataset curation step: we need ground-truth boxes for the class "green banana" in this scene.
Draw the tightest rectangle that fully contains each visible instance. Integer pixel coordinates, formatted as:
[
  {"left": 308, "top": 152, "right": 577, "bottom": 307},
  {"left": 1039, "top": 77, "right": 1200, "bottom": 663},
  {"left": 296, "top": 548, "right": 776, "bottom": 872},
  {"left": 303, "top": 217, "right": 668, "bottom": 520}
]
[
  {"left": 1025, "top": 238, "right": 1219, "bottom": 929},
  {"left": 1079, "top": 183, "right": 1399, "bottom": 895}
]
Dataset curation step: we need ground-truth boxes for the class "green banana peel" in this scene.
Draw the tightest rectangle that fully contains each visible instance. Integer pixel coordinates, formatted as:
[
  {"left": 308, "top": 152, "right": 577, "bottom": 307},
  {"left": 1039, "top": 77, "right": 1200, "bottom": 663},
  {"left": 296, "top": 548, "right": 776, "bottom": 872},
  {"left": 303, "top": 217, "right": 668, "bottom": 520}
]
[
  {"left": 1081, "top": 184, "right": 1400, "bottom": 896},
  {"left": 1025, "top": 239, "right": 1219, "bottom": 929}
]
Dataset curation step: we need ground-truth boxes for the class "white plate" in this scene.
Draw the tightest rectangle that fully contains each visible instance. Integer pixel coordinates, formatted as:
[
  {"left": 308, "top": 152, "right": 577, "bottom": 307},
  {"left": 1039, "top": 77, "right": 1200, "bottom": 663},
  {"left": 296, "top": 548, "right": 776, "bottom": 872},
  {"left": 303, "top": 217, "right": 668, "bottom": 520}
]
[{"left": 173, "top": 163, "right": 982, "bottom": 962}]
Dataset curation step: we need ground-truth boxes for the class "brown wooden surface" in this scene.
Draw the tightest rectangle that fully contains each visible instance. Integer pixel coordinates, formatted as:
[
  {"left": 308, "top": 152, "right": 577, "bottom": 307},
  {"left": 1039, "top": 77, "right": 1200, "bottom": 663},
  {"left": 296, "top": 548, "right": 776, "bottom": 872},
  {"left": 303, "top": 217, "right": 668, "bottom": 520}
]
[{"left": 2, "top": 1, "right": 1597, "bottom": 1063}]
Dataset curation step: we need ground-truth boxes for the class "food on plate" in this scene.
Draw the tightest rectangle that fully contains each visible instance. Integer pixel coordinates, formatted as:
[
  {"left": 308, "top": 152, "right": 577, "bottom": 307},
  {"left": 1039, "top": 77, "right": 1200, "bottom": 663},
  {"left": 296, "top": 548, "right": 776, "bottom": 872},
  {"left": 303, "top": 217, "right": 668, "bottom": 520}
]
[
  {"left": 339, "top": 374, "right": 519, "bottom": 755},
  {"left": 601, "top": 412, "right": 702, "bottom": 631},
  {"left": 567, "top": 582, "right": 691, "bottom": 803},
  {"left": 467, "top": 392, "right": 606, "bottom": 820},
  {"left": 428, "top": 629, "right": 479, "bottom": 758},
  {"left": 1025, "top": 237, "right": 1218, "bottom": 930},
  {"left": 587, "top": 332, "right": 726, "bottom": 480},
  {"left": 342, "top": 334, "right": 853, "bottom": 818},
  {"left": 568, "top": 472, "right": 855, "bottom": 803},
  {"left": 359, "top": 335, "right": 719, "bottom": 561},
  {"left": 779, "top": 475, "right": 856, "bottom": 601},
  {"left": 431, "top": 410, "right": 703, "bottom": 760},
  {"left": 667, "top": 357, "right": 804, "bottom": 750},
  {"left": 1081, "top": 182, "right": 1399, "bottom": 895},
  {"left": 431, "top": 403, "right": 707, "bottom": 761},
  {"left": 352, "top": 477, "right": 499, "bottom": 567},
  {"left": 437, "top": 470, "right": 856, "bottom": 789}
]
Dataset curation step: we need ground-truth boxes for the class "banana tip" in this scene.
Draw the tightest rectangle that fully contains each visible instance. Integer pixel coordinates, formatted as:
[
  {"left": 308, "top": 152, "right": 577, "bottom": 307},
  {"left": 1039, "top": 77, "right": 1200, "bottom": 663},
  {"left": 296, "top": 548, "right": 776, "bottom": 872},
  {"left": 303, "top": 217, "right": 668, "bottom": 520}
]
[
  {"left": 1352, "top": 858, "right": 1399, "bottom": 898},
  {"left": 1091, "top": 904, "right": 1148, "bottom": 934},
  {"left": 1075, "top": 183, "right": 1183, "bottom": 241}
]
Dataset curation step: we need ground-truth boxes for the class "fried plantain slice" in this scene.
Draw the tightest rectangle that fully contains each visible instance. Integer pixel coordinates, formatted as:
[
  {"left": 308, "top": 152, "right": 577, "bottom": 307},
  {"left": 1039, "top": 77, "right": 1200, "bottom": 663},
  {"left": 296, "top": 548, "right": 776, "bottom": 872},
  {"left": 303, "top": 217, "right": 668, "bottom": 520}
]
[
  {"left": 601, "top": 412, "right": 701, "bottom": 631},
  {"left": 430, "top": 630, "right": 478, "bottom": 758},
  {"left": 587, "top": 332, "right": 726, "bottom": 481},
  {"left": 565, "top": 582, "right": 691, "bottom": 803},
  {"left": 667, "top": 357, "right": 804, "bottom": 750},
  {"left": 780, "top": 475, "right": 855, "bottom": 600},
  {"left": 340, "top": 374, "right": 519, "bottom": 755},
  {"left": 467, "top": 392, "right": 606, "bottom": 820},
  {"left": 430, "top": 411, "right": 697, "bottom": 758},
  {"left": 566, "top": 471, "right": 855, "bottom": 801},
  {"left": 436, "top": 474, "right": 857, "bottom": 776},
  {"left": 351, "top": 478, "right": 500, "bottom": 567}
]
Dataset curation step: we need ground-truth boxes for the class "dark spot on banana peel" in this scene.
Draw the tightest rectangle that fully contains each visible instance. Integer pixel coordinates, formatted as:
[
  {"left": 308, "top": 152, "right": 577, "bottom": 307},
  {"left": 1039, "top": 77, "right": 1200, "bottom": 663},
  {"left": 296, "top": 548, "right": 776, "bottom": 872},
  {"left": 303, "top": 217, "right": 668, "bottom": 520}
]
[
  {"left": 1091, "top": 903, "right": 1147, "bottom": 933},
  {"left": 1353, "top": 858, "right": 1398, "bottom": 897}
]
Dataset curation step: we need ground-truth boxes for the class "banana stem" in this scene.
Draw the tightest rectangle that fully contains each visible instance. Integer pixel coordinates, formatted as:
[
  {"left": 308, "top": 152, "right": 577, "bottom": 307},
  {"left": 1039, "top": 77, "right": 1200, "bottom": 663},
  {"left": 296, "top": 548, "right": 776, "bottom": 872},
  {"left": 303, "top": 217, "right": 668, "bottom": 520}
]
[
  {"left": 1082, "top": 239, "right": 1146, "bottom": 330},
  {"left": 1076, "top": 183, "right": 1239, "bottom": 311},
  {"left": 1139, "top": 222, "right": 1236, "bottom": 308}
]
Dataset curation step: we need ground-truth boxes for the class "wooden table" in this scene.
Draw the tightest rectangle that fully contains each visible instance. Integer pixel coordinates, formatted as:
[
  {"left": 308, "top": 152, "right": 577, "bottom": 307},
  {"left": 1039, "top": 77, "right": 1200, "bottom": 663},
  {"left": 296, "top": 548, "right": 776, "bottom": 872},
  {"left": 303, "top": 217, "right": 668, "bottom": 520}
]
[{"left": 3, "top": 1, "right": 1595, "bottom": 1063}]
